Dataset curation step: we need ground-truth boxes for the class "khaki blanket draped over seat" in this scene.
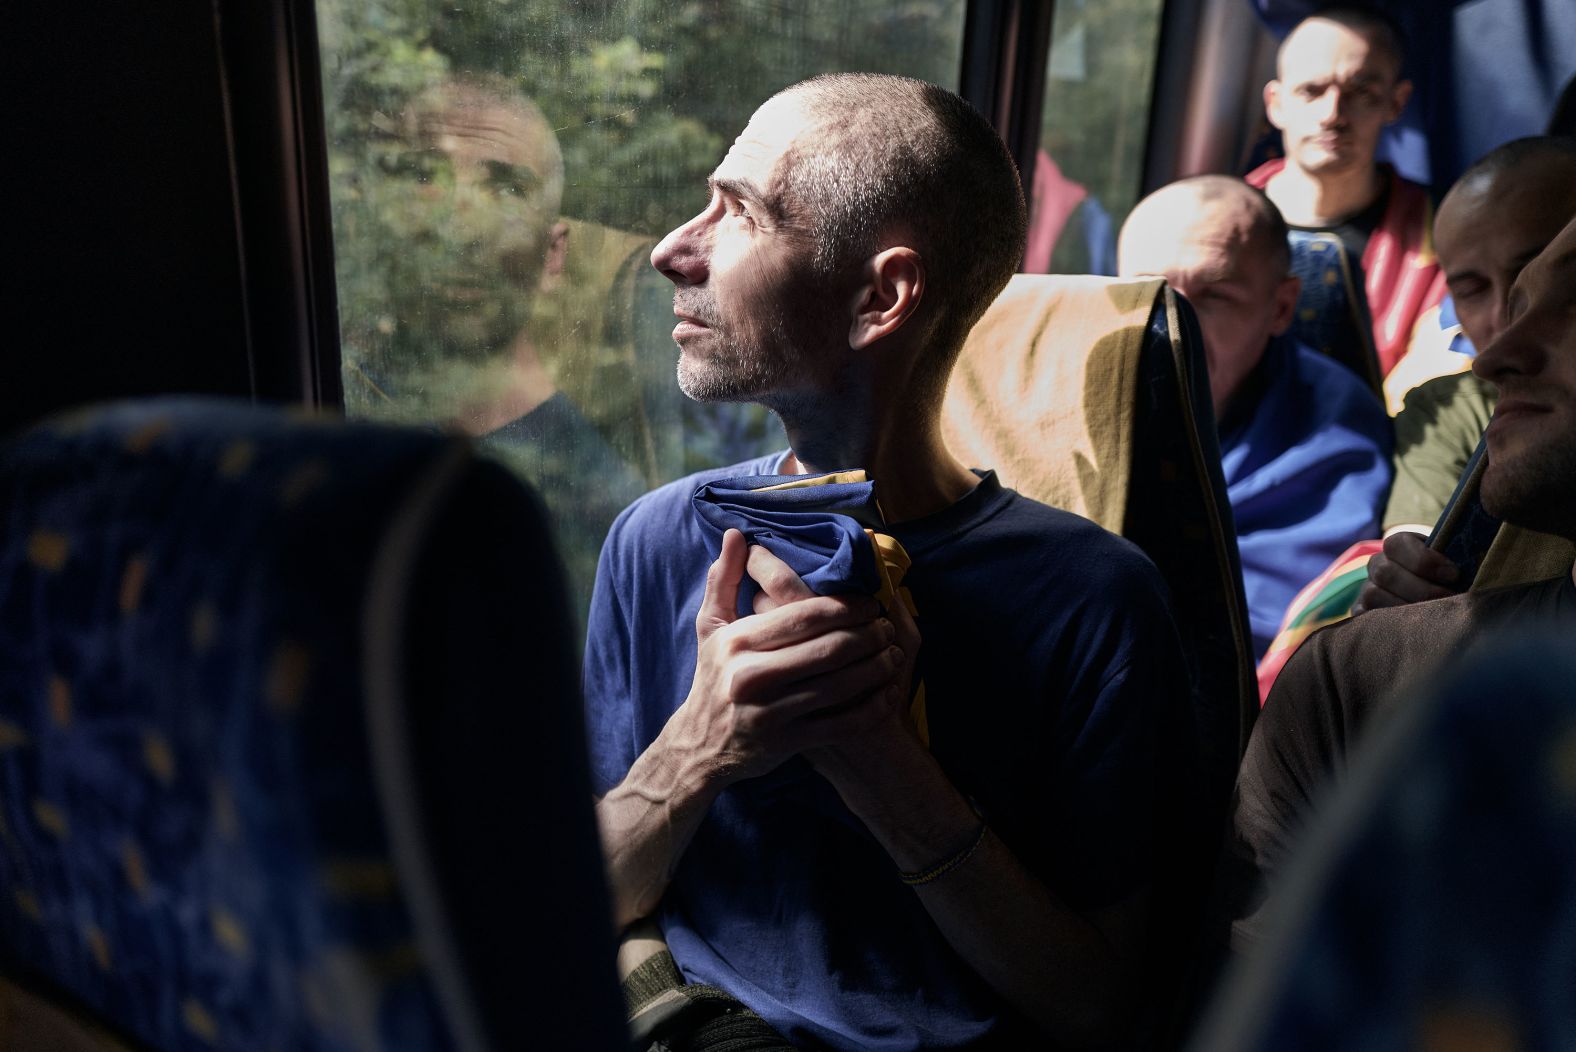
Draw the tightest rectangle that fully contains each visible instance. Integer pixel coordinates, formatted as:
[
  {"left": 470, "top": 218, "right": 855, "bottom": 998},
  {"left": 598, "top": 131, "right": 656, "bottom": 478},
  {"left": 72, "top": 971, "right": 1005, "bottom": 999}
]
[
  {"left": 1473, "top": 525, "right": 1576, "bottom": 592},
  {"left": 941, "top": 274, "right": 1158, "bottom": 531}
]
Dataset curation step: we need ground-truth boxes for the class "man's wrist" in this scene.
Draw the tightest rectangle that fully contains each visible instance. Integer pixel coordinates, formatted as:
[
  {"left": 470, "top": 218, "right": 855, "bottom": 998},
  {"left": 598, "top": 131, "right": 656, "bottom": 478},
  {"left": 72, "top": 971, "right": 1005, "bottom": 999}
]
[
  {"left": 639, "top": 705, "right": 733, "bottom": 805},
  {"left": 815, "top": 735, "right": 978, "bottom": 872}
]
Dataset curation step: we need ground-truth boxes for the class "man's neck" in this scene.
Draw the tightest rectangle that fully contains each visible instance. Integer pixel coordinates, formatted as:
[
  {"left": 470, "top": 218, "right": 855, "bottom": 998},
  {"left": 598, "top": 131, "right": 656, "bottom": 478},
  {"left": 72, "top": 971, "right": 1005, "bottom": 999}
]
[
  {"left": 448, "top": 331, "right": 558, "bottom": 438},
  {"left": 772, "top": 379, "right": 978, "bottom": 524},
  {"left": 1215, "top": 340, "right": 1279, "bottom": 434},
  {"left": 1266, "top": 162, "right": 1386, "bottom": 228}
]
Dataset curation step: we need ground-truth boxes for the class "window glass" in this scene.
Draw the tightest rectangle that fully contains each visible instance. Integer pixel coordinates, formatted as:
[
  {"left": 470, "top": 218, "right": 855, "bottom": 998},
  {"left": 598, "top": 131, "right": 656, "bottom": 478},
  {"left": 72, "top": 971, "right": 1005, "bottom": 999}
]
[
  {"left": 314, "top": 0, "right": 966, "bottom": 628},
  {"left": 1023, "top": 0, "right": 1166, "bottom": 276}
]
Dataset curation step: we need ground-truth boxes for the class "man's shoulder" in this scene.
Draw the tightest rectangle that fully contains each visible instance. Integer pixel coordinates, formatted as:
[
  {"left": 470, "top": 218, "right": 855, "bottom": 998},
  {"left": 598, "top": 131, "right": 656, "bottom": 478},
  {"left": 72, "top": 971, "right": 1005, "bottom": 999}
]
[
  {"left": 1279, "top": 344, "right": 1392, "bottom": 466},
  {"left": 1378, "top": 165, "right": 1436, "bottom": 238},
  {"left": 1290, "top": 343, "right": 1390, "bottom": 428},
  {"left": 596, "top": 453, "right": 787, "bottom": 593},
  {"left": 1230, "top": 341, "right": 1391, "bottom": 488},
  {"left": 610, "top": 452, "right": 786, "bottom": 538},
  {"left": 982, "top": 484, "right": 1155, "bottom": 561},
  {"left": 1280, "top": 578, "right": 1566, "bottom": 704},
  {"left": 1399, "top": 370, "right": 1496, "bottom": 425},
  {"left": 980, "top": 487, "right": 1172, "bottom": 607}
]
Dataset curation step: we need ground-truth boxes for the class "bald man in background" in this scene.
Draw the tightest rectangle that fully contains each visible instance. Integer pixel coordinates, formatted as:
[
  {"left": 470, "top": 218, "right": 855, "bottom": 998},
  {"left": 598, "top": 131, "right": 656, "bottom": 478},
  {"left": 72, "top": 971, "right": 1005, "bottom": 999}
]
[{"left": 1120, "top": 176, "right": 1393, "bottom": 657}]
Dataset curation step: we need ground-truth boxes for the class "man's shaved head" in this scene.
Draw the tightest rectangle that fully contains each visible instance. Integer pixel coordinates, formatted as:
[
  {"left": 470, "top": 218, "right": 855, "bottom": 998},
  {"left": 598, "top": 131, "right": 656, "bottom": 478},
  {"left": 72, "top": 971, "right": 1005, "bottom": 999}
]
[
  {"left": 767, "top": 74, "right": 1028, "bottom": 378},
  {"left": 1449, "top": 136, "right": 1576, "bottom": 195},
  {"left": 1121, "top": 176, "right": 1290, "bottom": 278},
  {"left": 1119, "top": 176, "right": 1300, "bottom": 418},
  {"left": 1278, "top": 5, "right": 1406, "bottom": 81},
  {"left": 650, "top": 73, "right": 1026, "bottom": 412}
]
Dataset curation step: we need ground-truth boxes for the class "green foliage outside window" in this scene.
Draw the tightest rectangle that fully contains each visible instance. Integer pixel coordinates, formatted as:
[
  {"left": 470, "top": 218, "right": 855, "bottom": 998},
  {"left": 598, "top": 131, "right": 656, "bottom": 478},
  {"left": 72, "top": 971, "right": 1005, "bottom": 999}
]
[{"left": 313, "top": 0, "right": 1162, "bottom": 625}]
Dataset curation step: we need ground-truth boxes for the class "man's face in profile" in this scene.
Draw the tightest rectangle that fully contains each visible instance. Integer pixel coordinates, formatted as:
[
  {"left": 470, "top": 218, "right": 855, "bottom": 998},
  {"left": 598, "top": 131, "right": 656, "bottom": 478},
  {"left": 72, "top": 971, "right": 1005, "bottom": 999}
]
[
  {"left": 1266, "top": 18, "right": 1410, "bottom": 177},
  {"left": 337, "top": 80, "right": 563, "bottom": 393},
  {"left": 649, "top": 93, "right": 842, "bottom": 406},
  {"left": 1474, "top": 218, "right": 1576, "bottom": 538}
]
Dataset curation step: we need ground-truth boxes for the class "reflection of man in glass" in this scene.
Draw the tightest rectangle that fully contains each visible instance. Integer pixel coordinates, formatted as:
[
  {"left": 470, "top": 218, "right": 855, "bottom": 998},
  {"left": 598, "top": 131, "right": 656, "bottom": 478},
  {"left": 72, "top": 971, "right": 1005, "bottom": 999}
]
[{"left": 335, "top": 75, "right": 644, "bottom": 618}]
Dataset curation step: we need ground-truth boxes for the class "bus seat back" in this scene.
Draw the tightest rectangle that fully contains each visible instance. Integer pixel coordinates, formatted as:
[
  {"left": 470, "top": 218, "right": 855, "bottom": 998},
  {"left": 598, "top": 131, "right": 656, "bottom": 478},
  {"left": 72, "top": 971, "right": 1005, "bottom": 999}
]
[
  {"left": 1285, "top": 231, "right": 1385, "bottom": 401},
  {"left": 0, "top": 398, "right": 623, "bottom": 1052},
  {"left": 942, "top": 273, "right": 1256, "bottom": 766},
  {"left": 1197, "top": 631, "right": 1576, "bottom": 1049}
]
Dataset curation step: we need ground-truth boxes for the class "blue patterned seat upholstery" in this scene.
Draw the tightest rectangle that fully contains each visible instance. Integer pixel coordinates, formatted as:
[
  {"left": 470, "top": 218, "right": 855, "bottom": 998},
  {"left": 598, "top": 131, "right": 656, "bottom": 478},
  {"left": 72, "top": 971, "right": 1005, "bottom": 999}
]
[
  {"left": 1285, "top": 231, "right": 1384, "bottom": 400},
  {"left": 1197, "top": 631, "right": 1576, "bottom": 1050},
  {"left": 0, "top": 398, "right": 624, "bottom": 1051}
]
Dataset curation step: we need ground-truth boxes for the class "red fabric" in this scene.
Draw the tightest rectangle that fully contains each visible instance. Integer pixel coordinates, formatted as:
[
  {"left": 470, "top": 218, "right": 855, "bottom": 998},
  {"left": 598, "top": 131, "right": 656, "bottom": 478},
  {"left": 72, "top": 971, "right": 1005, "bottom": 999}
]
[
  {"left": 1247, "top": 160, "right": 1447, "bottom": 378},
  {"left": 1023, "top": 150, "right": 1089, "bottom": 274}
]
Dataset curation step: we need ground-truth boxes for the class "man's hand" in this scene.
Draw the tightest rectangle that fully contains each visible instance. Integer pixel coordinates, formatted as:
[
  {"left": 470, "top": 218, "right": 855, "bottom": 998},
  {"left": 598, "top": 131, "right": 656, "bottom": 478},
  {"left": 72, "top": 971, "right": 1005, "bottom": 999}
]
[
  {"left": 596, "top": 529, "right": 901, "bottom": 928},
  {"left": 676, "top": 529, "right": 906, "bottom": 785},
  {"left": 750, "top": 538, "right": 920, "bottom": 718},
  {"left": 745, "top": 538, "right": 1136, "bottom": 1045},
  {"left": 1355, "top": 529, "right": 1461, "bottom": 614}
]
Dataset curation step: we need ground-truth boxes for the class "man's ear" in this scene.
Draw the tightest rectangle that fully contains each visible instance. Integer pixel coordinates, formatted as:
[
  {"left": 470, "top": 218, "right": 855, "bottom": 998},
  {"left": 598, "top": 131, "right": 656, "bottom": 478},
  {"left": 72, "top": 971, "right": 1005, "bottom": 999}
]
[
  {"left": 849, "top": 247, "right": 925, "bottom": 351},
  {"left": 543, "top": 220, "right": 570, "bottom": 282},
  {"left": 1269, "top": 273, "right": 1301, "bottom": 336},
  {"left": 1386, "top": 79, "right": 1414, "bottom": 123},
  {"left": 1264, "top": 80, "right": 1286, "bottom": 130}
]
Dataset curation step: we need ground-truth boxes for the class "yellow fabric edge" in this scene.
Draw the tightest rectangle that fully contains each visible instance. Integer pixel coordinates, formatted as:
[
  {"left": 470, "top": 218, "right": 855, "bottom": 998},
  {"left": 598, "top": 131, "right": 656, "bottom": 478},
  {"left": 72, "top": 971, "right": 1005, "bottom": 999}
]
[{"left": 751, "top": 470, "right": 868, "bottom": 492}]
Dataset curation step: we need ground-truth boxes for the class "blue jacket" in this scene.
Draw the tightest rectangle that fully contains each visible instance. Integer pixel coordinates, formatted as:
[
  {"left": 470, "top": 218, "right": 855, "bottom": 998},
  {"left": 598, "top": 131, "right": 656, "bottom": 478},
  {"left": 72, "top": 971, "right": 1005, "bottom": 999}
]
[{"left": 1221, "top": 337, "right": 1394, "bottom": 658}]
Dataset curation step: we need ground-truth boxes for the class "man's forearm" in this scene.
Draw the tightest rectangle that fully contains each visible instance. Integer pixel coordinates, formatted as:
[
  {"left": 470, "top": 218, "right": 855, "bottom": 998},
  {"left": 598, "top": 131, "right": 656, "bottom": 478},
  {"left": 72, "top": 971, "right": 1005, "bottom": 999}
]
[
  {"left": 596, "top": 721, "right": 724, "bottom": 930},
  {"left": 814, "top": 742, "right": 1134, "bottom": 1047}
]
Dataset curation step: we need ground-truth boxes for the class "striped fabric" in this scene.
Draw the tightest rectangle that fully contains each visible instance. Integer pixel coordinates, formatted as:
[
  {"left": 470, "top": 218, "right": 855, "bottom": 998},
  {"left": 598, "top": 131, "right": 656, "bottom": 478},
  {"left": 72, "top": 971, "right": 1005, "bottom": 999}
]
[{"left": 1255, "top": 540, "right": 1383, "bottom": 704}]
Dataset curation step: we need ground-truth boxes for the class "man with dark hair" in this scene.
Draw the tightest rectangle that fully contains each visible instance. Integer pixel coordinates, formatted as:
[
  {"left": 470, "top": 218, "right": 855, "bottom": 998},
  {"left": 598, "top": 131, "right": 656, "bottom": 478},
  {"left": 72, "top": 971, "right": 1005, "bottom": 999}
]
[
  {"left": 586, "top": 74, "right": 1191, "bottom": 1049},
  {"left": 1119, "top": 175, "right": 1392, "bottom": 658},
  {"left": 1360, "top": 137, "right": 1576, "bottom": 610},
  {"left": 1224, "top": 213, "right": 1576, "bottom": 951},
  {"left": 1249, "top": 5, "right": 1445, "bottom": 379}
]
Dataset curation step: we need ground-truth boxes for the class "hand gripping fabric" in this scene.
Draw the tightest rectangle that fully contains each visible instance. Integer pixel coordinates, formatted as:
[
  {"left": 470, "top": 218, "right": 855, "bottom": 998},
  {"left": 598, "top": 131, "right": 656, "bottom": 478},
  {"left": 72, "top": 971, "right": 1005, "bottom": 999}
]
[{"left": 692, "top": 470, "right": 927, "bottom": 745}]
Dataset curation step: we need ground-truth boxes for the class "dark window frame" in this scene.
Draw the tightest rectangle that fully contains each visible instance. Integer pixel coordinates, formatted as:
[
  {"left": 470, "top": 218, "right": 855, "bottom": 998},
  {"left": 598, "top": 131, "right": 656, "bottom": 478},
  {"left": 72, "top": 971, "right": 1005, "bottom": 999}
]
[{"left": 214, "top": 0, "right": 342, "bottom": 408}]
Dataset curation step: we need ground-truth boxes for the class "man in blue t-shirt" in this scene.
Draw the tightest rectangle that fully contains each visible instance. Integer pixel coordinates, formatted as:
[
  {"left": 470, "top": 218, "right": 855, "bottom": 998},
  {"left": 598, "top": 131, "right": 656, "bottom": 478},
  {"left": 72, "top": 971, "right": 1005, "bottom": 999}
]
[
  {"left": 587, "top": 73, "right": 1193, "bottom": 1050},
  {"left": 1119, "top": 176, "right": 1393, "bottom": 659}
]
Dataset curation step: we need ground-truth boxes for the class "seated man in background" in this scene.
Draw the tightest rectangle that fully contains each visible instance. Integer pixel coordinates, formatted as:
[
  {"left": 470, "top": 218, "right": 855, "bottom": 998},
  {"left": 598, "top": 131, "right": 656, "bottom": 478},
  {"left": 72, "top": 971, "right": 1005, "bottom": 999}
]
[
  {"left": 1225, "top": 212, "right": 1576, "bottom": 950},
  {"left": 1119, "top": 175, "right": 1392, "bottom": 659},
  {"left": 1249, "top": 5, "right": 1443, "bottom": 379},
  {"left": 588, "top": 73, "right": 1194, "bottom": 1049},
  {"left": 1359, "top": 136, "right": 1576, "bottom": 611}
]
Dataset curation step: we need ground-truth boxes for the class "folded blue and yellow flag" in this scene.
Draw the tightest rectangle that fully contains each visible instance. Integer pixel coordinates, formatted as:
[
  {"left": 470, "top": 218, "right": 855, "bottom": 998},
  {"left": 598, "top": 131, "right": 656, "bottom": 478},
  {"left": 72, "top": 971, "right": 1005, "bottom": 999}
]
[{"left": 691, "top": 469, "right": 927, "bottom": 744}]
